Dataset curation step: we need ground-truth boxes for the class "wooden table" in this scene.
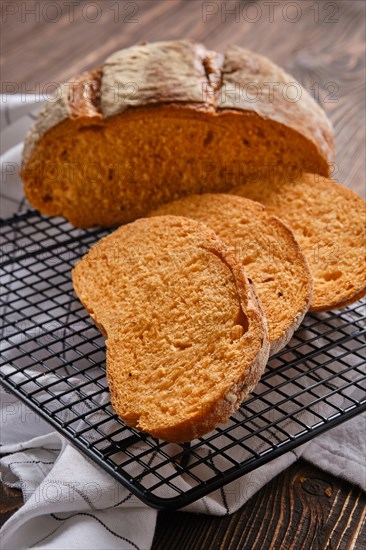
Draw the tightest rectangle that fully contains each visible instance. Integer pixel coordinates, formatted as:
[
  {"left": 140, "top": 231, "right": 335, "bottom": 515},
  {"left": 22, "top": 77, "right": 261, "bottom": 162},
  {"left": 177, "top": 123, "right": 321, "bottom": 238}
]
[{"left": 1, "top": 1, "right": 365, "bottom": 548}]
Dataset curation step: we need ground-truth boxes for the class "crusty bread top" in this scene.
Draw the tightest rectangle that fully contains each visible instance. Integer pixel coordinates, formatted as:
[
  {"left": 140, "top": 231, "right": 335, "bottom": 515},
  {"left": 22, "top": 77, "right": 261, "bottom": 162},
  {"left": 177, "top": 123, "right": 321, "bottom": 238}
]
[
  {"left": 72, "top": 216, "right": 269, "bottom": 442},
  {"left": 22, "top": 68, "right": 102, "bottom": 164},
  {"left": 217, "top": 45, "right": 333, "bottom": 164},
  {"left": 150, "top": 194, "right": 313, "bottom": 354},
  {"left": 22, "top": 40, "right": 333, "bottom": 169},
  {"left": 231, "top": 174, "right": 366, "bottom": 311},
  {"left": 101, "top": 41, "right": 222, "bottom": 115}
]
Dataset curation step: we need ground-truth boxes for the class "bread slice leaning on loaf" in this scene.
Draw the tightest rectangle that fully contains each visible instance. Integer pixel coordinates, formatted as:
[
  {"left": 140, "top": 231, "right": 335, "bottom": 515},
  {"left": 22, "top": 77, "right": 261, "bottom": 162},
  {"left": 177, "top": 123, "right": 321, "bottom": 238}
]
[
  {"left": 22, "top": 40, "right": 334, "bottom": 228},
  {"left": 72, "top": 216, "right": 270, "bottom": 442},
  {"left": 231, "top": 174, "right": 366, "bottom": 311},
  {"left": 149, "top": 194, "right": 313, "bottom": 355}
]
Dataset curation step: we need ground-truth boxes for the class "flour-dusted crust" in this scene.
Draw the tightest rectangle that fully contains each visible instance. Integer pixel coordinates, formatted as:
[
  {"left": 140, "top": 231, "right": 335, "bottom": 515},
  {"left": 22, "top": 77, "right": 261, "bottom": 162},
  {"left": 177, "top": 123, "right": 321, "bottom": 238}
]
[
  {"left": 22, "top": 69, "right": 102, "bottom": 164},
  {"left": 22, "top": 40, "right": 334, "bottom": 228},
  {"left": 101, "top": 42, "right": 333, "bottom": 166},
  {"left": 72, "top": 215, "right": 269, "bottom": 442},
  {"left": 219, "top": 46, "right": 333, "bottom": 168},
  {"left": 101, "top": 40, "right": 223, "bottom": 116},
  {"left": 22, "top": 84, "right": 70, "bottom": 165}
]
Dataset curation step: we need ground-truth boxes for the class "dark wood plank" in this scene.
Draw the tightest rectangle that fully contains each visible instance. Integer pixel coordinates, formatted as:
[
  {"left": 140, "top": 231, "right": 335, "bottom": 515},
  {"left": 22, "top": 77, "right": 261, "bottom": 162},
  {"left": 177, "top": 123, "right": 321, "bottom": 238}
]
[
  {"left": 0, "top": 481, "right": 23, "bottom": 528},
  {"left": 151, "top": 460, "right": 366, "bottom": 550}
]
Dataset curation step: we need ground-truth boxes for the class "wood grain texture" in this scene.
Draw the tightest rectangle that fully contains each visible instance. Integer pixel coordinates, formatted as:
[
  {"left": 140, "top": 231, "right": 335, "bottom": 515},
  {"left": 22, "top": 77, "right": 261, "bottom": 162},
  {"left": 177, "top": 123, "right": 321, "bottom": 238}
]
[
  {"left": 152, "top": 460, "right": 366, "bottom": 550},
  {"left": 1, "top": 1, "right": 365, "bottom": 548},
  {"left": 1, "top": 0, "right": 365, "bottom": 196},
  {"left": 0, "top": 482, "right": 23, "bottom": 528}
]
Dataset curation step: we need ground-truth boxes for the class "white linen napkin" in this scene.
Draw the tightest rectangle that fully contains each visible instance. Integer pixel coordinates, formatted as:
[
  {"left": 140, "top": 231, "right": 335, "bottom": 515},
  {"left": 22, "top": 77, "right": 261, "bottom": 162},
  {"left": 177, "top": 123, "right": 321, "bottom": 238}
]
[{"left": 1, "top": 95, "right": 365, "bottom": 550}]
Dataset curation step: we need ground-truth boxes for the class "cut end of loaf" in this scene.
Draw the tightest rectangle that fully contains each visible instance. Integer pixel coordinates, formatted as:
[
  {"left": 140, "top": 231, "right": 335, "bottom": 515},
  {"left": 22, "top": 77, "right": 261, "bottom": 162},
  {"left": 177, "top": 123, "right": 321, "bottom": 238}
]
[
  {"left": 22, "top": 107, "right": 331, "bottom": 228},
  {"left": 21, "top": 39, "right": 333, "bottom": 228}
]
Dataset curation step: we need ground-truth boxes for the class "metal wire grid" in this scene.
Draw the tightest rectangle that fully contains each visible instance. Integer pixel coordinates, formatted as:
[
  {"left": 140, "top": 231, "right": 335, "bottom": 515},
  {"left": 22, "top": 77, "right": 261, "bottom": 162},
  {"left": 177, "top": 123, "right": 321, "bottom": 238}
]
[{"left": 1, "top": 210, "right": 365, "bottom": 509}]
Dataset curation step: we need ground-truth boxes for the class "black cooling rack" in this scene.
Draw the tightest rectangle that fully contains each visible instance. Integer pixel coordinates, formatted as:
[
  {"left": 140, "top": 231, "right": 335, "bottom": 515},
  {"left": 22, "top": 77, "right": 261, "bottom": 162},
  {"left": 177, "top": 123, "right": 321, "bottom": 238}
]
[{"left": 1, "top": 210, "right": 365, "bottom": 509}]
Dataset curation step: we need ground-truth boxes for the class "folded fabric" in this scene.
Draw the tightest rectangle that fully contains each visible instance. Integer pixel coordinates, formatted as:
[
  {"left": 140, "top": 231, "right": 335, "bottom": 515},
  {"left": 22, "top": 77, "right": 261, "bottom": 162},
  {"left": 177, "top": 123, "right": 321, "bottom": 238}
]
[{"left": 1, "top": 385, "right": 364, "bottom": 550}]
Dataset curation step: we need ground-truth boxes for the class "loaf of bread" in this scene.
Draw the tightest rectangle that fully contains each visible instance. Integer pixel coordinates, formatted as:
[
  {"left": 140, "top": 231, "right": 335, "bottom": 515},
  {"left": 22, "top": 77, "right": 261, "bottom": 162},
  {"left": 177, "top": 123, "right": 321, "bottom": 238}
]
[
  {"left": 150, "top": 193, "right": 313, "bottom": 354},
  {"left": 22, "top": 40, "right": 334, "bottom": 228},
  {"left": 72, "top": 216, "right": 269, "bottom": 442},
  {"left": 231, "top": 174, "right": 366, "bottom": 310}
]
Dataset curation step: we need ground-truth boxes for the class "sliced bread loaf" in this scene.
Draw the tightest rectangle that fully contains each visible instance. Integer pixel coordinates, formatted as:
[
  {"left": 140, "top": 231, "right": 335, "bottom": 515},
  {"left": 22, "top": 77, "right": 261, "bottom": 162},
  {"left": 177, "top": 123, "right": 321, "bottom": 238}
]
[
  {"left": 150, "top": 194, "right": 313, "bottom": 354},
  {"left": 231, "top": 174, "right": 366, "bottom": 310},
  {"left": 72, "top": 216, "right": 269, "bottom": 442},
  {"left": 22, "top": 40, "right": 333, "bottom": 228}
]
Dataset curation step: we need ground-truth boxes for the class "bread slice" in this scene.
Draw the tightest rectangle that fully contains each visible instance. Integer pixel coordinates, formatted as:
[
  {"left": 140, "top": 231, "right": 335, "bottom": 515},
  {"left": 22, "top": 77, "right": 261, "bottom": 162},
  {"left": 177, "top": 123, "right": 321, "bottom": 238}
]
[
  {"left": 21, "top": 40, "right": 333, "bottom": 228},
  {"left": 150, "top": 194, "right": 313, "bottom": 355},
  {"left": 72, "top": 216, "right": 269, "bottom": 442},
  {"left": 231, "top": 174, "right": 366, "bottom": 311}
]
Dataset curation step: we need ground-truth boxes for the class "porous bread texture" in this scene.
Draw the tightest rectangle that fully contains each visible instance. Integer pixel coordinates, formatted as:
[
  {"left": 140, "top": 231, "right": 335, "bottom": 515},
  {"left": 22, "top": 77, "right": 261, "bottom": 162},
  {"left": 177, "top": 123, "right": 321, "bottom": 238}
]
[
  {"left": 72, "top": 216, "right": 270, "bottom": 442},
  {"left": 150, "top": 194, "right": 313, "bottom": 355},
  {"left": 22, "top": 40, "right": 334, "bottom": 228},
  {"left": 230, "top": 174, "right": 366, "bottom": 311}
]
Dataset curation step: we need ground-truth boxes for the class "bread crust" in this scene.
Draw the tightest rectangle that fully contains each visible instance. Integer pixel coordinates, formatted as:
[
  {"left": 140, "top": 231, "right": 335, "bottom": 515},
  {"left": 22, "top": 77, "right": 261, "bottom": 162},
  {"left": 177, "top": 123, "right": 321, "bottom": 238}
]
[
  {"left": 22, "top": 40, "right": 334, "bottom": 227},
  {"left": 22, "top": 68, "right": 102, "bottom": 164},
  {"left": 218, "top": 45, "right": 333, "bottom": 171},
  {"left": 265, "top": 215, "right": 312, "bottom": 352},
  {"left": 72, "top": 215, "right": 270, "bottom": 442}
]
